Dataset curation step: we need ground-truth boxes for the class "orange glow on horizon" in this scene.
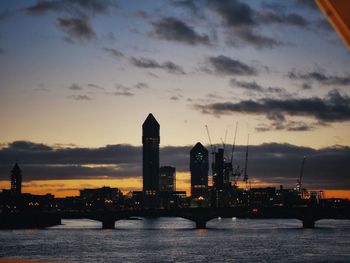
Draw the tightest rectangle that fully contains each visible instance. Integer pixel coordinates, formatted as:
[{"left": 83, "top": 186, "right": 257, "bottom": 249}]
[{"left": 1, "top": 175, "right": 350, "bottom": 199}]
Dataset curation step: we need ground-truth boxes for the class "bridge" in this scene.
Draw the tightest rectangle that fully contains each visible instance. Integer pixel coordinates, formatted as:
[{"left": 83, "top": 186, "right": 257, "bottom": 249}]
[{"left": 59, "top": 207, "right": 350, "bottom": 229}]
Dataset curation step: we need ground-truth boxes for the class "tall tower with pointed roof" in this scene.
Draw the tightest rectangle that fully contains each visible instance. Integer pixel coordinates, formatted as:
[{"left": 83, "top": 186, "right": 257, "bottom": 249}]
[
  {"left": 11, "top": 163, "right": 22, "bottom": 195},
  {"left": 190, "top": 142, "right": 209, "bottom": 199},
  {"left": 142, "top": 113, "right": 160, "bottom": 203}
]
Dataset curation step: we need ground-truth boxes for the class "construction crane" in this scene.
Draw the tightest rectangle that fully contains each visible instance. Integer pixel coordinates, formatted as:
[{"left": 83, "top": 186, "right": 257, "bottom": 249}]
[
  {"left": 230, "top": 122, "right": 238, "bottom": 164},
  {"left": 205, "top": 125, "right": 214, "bottom": 154},
  {"left": 243, "top": 134, "right": 250, "bottom": 186},
  {"left": 205, "top": 125, "right": 215, "bottom": 187},
  {"left": 229, "top": 122, "right": 241, "bottom": 188},
  {"left": 296, "top": 156, "right": 306, "bottom": 192}
]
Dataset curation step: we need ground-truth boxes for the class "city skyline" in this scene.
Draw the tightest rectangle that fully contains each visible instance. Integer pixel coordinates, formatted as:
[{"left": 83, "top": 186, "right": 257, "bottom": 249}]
[{"left": 0, "top": 1, "right": 350, "bottom": 198}]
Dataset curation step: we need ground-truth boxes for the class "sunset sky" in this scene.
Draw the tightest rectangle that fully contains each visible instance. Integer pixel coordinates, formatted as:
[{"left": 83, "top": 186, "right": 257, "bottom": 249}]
[{"left": 0, "top": 0, "right": 349, "bottom": 198}]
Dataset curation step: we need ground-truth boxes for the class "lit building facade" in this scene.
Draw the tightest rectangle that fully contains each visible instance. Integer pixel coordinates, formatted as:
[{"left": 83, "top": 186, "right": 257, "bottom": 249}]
[{"left": 159, "top": 166, "right": 176, "bottom": 192}]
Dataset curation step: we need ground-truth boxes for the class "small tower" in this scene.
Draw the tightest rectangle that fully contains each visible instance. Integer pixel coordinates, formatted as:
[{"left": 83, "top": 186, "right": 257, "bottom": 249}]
[{"left": 11, "top": 163, "right": 22, "bottom": 195}]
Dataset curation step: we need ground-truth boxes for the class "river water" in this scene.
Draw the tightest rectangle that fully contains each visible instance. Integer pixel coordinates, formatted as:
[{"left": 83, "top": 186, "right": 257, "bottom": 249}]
[{"left": 1, "top": 218, "right": 350, "bottom": 262}]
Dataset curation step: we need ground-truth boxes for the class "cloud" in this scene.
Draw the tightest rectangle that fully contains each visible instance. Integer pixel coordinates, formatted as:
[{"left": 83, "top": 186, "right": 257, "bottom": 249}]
[
  {"left": 207, "top": 0, "right": 283, "bottom": 48},
  {"left": 68, "top": 83, "right": 83, "bottom": 90},
  {"left": 87, "top": 83, "right": 104, "bottom": 90},
  {"left": 57, "top": 17, "right": 96, "bottom": 41},
  {"left": 294, "top": 0, "right": 318, "bottom": 11},
  {"left": 172, "top": 0, "right": 199, "bottom": 15},
  {"left": 230, "top": 79, "right": 286, "bottom": 94},
  {"left": 151, "top": 17, "right": 210, "bottom": 45},
  {"left": 68, "top": 94, "right": 93, "bottom": 101},
  {"left": 102, "top": 47, "right": 125, "bottom": 58},
  {"left": 26, "top": 0, "right": 113, "bottom": 17},
  {"left": 257, "top": 11, "right": 309, "bottom": 28},
  {"left": 0, "top": 48, "right": 4, "bottom": 54},
  {"left": 1, "top": 141, "right": 349, "bottom": 189},
  {"left": 130, "top": 57, "right": 185, "bottom": 74},
  {"left": 113, "top": 84, "right": 135, "bottom": 97},
  {"left": 26, "top": 1, "right": 62, "bottom": 15},
  {"left": 208, "top": 0, "right": 255, "bottom": 27},
  {"left": 170, "top": 96, "right": 180, "bottom": 101},
  {"left": 26, "top": 1, "right": 115, "bottom": 43},
  {"left": 134, "top": 82, "right": 149, "bottom": 89},
  {"left": 195, "top": 89, "right": 350, "bottom": 123},
  {"left": 230, "top": 79, "right": 263, "bottom": 92},
  {"left": 256, "top": 120, "right": 315, "bottom": 132},
  {"left": 207, "top": 55, "right": 257, "bottom": 76},
  {"left": 113, "top": 91, "right": 134, "bottom": 97},
  {"left": 227, "top": 26, "right": 282, "bottom": 49},
  {"left": 289, "top": 70, "right": 350, "bottom": 86}
]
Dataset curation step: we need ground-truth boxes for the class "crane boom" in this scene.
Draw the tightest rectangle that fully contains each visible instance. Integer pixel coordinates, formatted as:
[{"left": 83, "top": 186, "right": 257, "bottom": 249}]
[
  {"left": 230, "top": 122, "right": 238, "bottom": 163},
  {"left": 243, "top": 134, "right": 250, "bottom": 184},
  {"left": 205, "top": 125, "right": 214, "bottom": 154},
  {"left": 297, "top": 156, "right": 306, "bottom": 191}
]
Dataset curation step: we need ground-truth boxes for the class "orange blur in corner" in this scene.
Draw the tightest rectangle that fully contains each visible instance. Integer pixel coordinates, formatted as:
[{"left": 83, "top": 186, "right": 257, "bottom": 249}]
[{"left": 316, "top": 0, "right": 350, "bottom": 49}]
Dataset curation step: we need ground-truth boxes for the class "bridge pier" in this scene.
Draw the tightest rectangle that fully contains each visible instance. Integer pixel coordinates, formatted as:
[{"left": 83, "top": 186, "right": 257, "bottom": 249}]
[
  {"left": 302, "top": 220, "right": 315, "bottom": 229},
  {"left": 195, "top": 219, "right": 207, "bottom": 229},
  {"left": 102, "top": 219, "right": 115, "bottom": 229}
]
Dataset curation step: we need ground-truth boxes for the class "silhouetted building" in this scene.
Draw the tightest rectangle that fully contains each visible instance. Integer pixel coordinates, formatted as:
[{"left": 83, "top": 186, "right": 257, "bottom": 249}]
[
  {"left": 142, "top": 113, "right": 160, "bottom": 207},
  {"left": 190, "top": 143, "right": 209, "bottom": 200},
  {"left": 10, "top": 163, "right": 22, "bottom": 195},
  {"left": 213, "top": 149, "right": 224, "bottom": 190},
  {"left": 79, "top": 186, "right": 123, "bottom": 210},
  {"left": 159, "top": 166, "right": 176, "bottom": 192}
]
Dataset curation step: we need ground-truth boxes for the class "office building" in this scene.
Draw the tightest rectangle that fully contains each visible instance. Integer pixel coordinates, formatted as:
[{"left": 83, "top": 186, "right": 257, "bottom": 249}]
[
  {"left": 190, "top": 142, "right": 209, "bottom": 199},
  {"left": 159, "top": 166, "right": 176, "bottom": 192}
]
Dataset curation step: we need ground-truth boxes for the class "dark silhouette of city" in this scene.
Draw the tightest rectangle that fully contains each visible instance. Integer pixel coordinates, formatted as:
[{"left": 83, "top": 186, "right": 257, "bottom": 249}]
[{"left": 1, "top": 113, "right": 350, "bottom": 229}]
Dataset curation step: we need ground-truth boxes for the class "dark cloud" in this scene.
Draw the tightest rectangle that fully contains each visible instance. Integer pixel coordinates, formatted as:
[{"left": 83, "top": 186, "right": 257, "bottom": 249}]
[
  {"left": 113, "top": 91, "right": 134, "bottom": 97},
  {"left": 207, "top": 0, "right": 283, "bottom": 48},
  {"left": 1, "top": 141, "right": 349, "bottom": 189},
  {"left": 207, "top": 55, "right": 257, "bottom": 76},
  {"left": 26, "top": 1, "right": 62, "bottom": 15},
  {"left": 170, "top": 96, "right": 180, "bottom": 101},
  {"left": 258, "top": 11, "right": 309, "bottom": 28},
  {"left": 113, "top": 84, "right": 134, "bottom": 97},
  {"left": 152, "top": 17, "right": 210, "bottom": 45},
  {"left": 208, "top": 0, "right": 255, "bottom": 27},
  {"left": 315, "top": 19, "right": 333, "bottom": 32},
  {"left": 294, "top": 0, "right": 318, "bottom": 10},
  {"left": 68, "top": 83, "right": 83, "bottom": 90},
  {"left": 57, "top": 17, "right": 95, "bottom": 41},
  {"left": 256, "top": 120, "right": 314, "bottom": 132},
  {"left": 26, "top": 1, "right": 114, "bottom": 43},
  {"left": 130, "top": 57, "right": 185, "bottom": 74},
  {"left": 87, "top": 83, "right": 104, "bottom": 90},
  {"left": 102, "top": 47, "right": 125, "bottom": 58},
  {"left": 289, "top": 70, "right": 350, "bottom": 86},
  {"left": 195, "top": 89, "right": 350, "bottom": 123},
  {"left": 26, "top": 0, "right": 113, "bottom": 17},
  {"left": 230, "top": 79, "right": 286, "bottom": 94},
  {"left": 134, "top": 82, "right": 149, "bottom": 89},
  {"left": 230, "top": 79, "right": 263, "bottom": 91},
  {"left": 67, "top": 94, "right": 93, "bottom": 101},
  {"left": 228, "top": 26, "right": 281, "bottom": 49},
  {"left": 172, "top": 0, "right": 199, "bottom": 15},
  {"left": 301, "top": 83, "right": 312, "bottom": 90}
]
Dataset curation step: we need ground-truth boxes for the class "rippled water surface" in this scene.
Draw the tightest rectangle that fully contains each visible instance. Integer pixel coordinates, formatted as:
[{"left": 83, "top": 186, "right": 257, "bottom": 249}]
[{"left": 1, "top": 218, "right": 350, "bottom": 262}]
